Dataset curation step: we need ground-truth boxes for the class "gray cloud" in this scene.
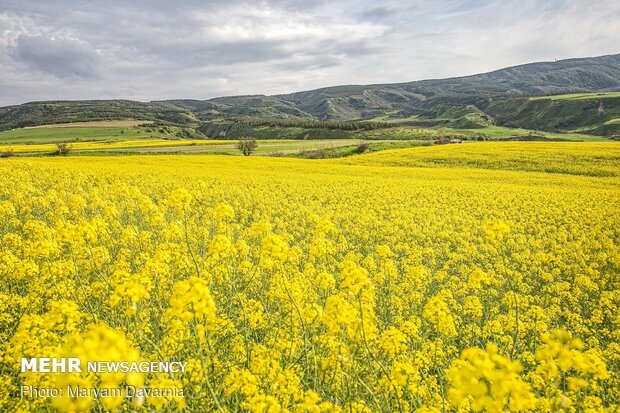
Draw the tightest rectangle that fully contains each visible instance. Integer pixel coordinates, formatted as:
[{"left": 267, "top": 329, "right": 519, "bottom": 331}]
[
  {"left": 0, "top": 0, "right": 619, "bottom": 105},
  {"left": 360, "top": 6, "right": 398, "bottom": 20},
  {"left": 10, "top": 34, "right": 101, "bottom": 78}
]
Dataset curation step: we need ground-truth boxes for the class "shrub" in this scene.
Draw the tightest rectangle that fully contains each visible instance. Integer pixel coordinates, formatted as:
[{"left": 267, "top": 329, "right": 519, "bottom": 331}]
[
  {"left": 355, "top": 143, "right": 370, "bottom": 154},
  {"left": 0, "top": 148, "right": 15, "bottom": 158},
  {"left": 56, "top": 143, "right": 73, "bottom": 155}
]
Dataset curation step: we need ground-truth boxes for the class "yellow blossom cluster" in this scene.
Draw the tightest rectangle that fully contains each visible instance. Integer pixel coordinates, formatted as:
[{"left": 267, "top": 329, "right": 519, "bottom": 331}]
[
  {"left": 0, "top": 143, "right": 619, "bottom": 412},
  {"left": 447, "top": 343, "right": 536, "bottom": 412}
]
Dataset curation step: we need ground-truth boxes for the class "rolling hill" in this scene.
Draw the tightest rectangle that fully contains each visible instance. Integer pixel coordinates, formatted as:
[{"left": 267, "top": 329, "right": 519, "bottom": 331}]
[{"left": 1, "top": 53, "right": 619, "bottom": 137}]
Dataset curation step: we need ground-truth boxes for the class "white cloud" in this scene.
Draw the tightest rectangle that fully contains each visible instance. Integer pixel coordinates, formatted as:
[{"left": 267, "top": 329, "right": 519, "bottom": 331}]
[{"left": 0, "top": 0, "right": 618, "bottom": 105}]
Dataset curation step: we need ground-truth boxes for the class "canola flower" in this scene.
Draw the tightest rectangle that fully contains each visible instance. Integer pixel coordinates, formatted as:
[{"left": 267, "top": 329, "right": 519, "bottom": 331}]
[
  {"left": 447, "top": 343, "right": 536, "bottom": 412},
  {"left": 0, "top": 143, "right": 619, "bottom": 412}
]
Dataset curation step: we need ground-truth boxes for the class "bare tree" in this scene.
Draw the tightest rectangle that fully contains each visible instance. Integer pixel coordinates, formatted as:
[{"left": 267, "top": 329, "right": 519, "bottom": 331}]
[{"left": 236, "top": 137, "right": 257, "bottom": 156}]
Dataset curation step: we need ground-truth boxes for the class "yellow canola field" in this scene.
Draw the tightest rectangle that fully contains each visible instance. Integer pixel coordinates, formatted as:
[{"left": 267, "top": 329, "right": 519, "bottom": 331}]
[
  {"left": 0, "top": 142, "right": 619, "bottom": 412},
  {"left": 0, "top": 138, "right": 235, "bottom": 153},
  {"left": 341, "top": 141, "right": 620, "bottom": 177}
]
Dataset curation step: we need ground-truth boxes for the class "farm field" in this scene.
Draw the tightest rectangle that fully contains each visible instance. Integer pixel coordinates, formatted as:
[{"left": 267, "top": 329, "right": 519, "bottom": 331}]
[
  {"left": 0, "top": 138, "right": 377, "bottom": 155},
  {"left": 342, "top": 142, "right": 620, "bottom": 176},
  {"left": 0, "top": 139, "right": 232, "bottom": 153},
  {"left": 1, "top": 124, "right": 606, "bottom": 159},
  {"left": 0, "top": 142, "right": 618, "bottom": 412},
  {"left": 446, "top": 125, "right": 605, "bottom": 141},
  {"left": 97, "top": 139, "right": 375, "bottom": 155},
  {"left": 0, "top": 124, "right": 413, "bottom": 156},
  {"left": 0, "top": 126, "right": 157, "bottom": 145},
  {"left": 360, "top": 119, "right": 608, "bottom": 142}
]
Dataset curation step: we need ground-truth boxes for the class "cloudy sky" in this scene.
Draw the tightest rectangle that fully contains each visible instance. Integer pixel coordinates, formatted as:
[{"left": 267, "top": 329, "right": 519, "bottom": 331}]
[{"left": 1, "top": 0, "right": 619, "bottom": 105}]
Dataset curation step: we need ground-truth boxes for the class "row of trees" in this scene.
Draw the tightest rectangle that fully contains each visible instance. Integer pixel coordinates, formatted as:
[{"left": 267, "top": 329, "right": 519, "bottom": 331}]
[{"left": 235, "top": 117, "right": 393, "bottom": 131}]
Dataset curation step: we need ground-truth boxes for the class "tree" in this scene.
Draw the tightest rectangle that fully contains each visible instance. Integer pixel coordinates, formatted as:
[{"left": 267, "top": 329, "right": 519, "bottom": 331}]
[
  {"left": 236, "top": 137, "right": 257, "bottom": 156},
  {"left": 56, "top": 143, "right": 73, "bottom": 155}
]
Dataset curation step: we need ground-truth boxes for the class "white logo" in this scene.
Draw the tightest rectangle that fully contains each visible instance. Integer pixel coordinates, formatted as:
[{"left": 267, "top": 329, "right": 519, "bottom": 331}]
[{"left": 21, "top": 358, "right": 82, "bottom": 373}]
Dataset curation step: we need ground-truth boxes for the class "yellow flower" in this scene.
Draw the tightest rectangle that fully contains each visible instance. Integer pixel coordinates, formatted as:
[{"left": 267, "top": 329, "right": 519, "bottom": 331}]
[
  {"left": 167, "top": 276, "right": 217, "bottom": 322},
  {"left": 322, "top": 295, "right": 357, "bottom": 336},
  {"left": 215, "top": 202, "right": 235, "bottom": 221},
  {"left": 339, "top": 260, "right": 372, "bottom": 296},
  {"left": 423, "top": 295, "right": 457, "bottom": 337},
  {"left": 482, "top": 220, "right": 510, "bottom": 242},
  {"left": 260, "top": 234, "right": 289, "bottom": 268},
  {"left": 51, "top": 323, "right": 144, "bottom": 413},
  {"left": 224, "top": 367, "right": 260, "bottom": 398},
  {"left": 167, "top": 188, "right": 192, "bottom": 212},
  {"left": 447, "top": 343, "right": 536, "bottom": 412},
  {"left": 208, "top": 235, "right": 233, "bottom": 259},
  {"left": 467, "top": 267, "right": 491, "bottom": 290},
  {"left": 535, "top": 329, "right": 610, "bottom": 388},
  {"left": 379, "top": 328, "right": 408, "bottom": 357},
  {"left": 245, "top": 394, "right": 283, "bottom": 413}
]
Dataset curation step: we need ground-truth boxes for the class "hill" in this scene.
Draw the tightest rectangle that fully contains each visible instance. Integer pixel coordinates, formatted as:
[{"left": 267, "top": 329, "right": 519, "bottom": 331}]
[
  {"left": 247, "top": 53, "right": 620, "bottom": 121},
  {"left": 1, "top": 54, "right": 619, "bottom": 137}
]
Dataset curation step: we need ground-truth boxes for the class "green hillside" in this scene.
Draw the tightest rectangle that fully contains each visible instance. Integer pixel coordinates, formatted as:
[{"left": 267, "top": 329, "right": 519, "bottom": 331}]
[
  {"left": 1, "top": 54, "right": 619, "bottom": 139},
  {"left": 208, "top": 53, "right": 620, "bottom": 121},
  {"left": 0, "top": 100, "right": 194, "bottom": 130},
  {"left": 481, "top": 93, "right": 620, "bottom": 135}
]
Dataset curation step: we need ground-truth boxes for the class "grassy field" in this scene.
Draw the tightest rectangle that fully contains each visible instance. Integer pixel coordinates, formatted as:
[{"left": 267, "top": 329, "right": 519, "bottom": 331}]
[
  {"left": 365, "top": 114, "right": 614, "bottom": 142},
  {"left": 0, "top": 126, "right": 159, "bottom": 144},
  {"left": 1, "top": 143, "right": 618, "bottom": 412},
  {"left": 447, "top": 125, "right": 606, "bottom": 141},
  {"left": 529, "top": 91, "right": 620, "bottom": 101},
  {"left": 0, "top": 121, "right": 606, "bottom": 152},
  {"left": 286, "top": 140, "right": 431, "bottom": 159},
  {"left": 102, "top": 139, "right": 371, "bottom": 155},
  {"left": 0, "top": 121, "right": 614, "bottom": 160}
]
